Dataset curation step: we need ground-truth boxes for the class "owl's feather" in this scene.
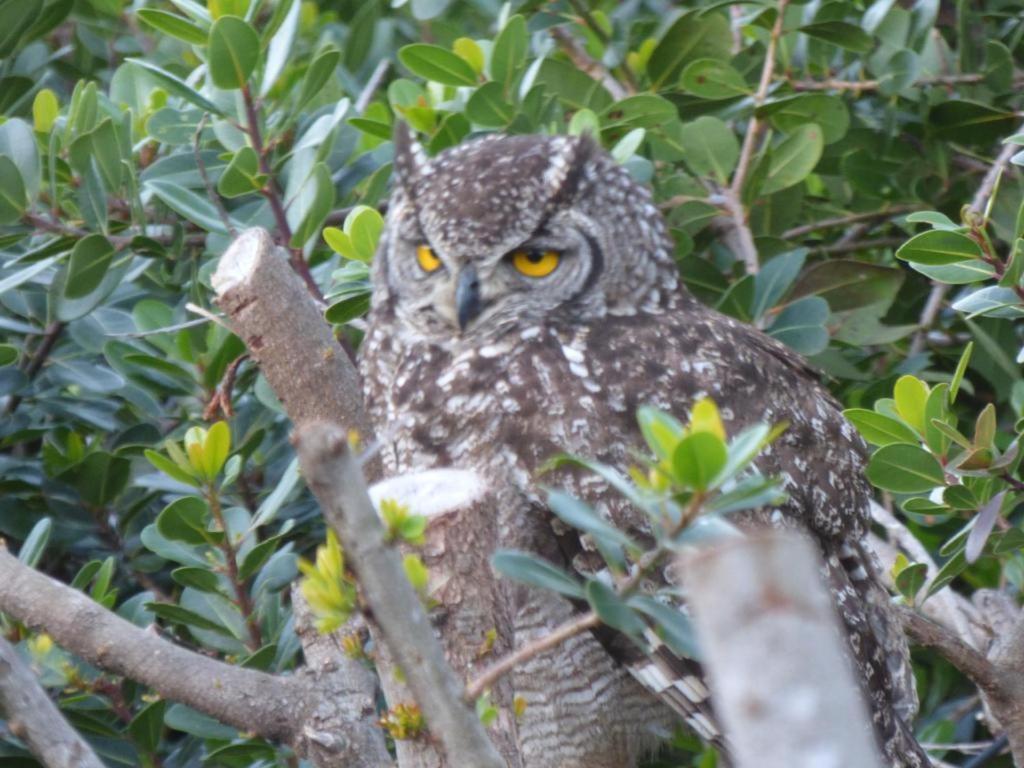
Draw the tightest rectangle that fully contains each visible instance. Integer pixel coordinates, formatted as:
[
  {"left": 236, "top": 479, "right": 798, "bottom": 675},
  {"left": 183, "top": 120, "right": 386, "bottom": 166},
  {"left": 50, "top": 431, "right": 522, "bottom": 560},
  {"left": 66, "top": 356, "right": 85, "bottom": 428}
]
[{"left": 361, "top": 128, "right": 930, "bottom": 768}]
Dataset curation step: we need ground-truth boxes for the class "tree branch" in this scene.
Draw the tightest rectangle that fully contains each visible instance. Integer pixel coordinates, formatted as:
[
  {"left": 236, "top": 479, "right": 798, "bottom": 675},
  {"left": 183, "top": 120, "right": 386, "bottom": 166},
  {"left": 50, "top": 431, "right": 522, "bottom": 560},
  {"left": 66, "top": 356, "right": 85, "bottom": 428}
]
[
  {"left": 897, "top": 605, "right": 1001, "bottom": 696},
  {"left": 726, "top": 0, "right": 790, "bottom": 274},
  {"left": 293, "top": 422, "right": 506, "bottom": 768},
  {"left": 465, "top": 611, "right": 599, "bottom": 702},
  {"left": 0, "top": 635, "right": 105, "bottom": 768},
  {"left": 0, "top": 545, "right": 308, "bottom": 745},
  {"left": 782, "top": 205, "right": 920, "bottom": 240},
  {"left": 685, "top": 533, "right": 884, "bottom": 768}
]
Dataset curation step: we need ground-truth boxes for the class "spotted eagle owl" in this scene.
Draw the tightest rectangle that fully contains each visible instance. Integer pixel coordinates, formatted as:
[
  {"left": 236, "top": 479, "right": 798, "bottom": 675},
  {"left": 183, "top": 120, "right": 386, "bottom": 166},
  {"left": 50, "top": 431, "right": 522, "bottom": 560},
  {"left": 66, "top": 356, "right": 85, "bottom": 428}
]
[{"left": 359, "top": 125, "right": 930, "bottom": 768}]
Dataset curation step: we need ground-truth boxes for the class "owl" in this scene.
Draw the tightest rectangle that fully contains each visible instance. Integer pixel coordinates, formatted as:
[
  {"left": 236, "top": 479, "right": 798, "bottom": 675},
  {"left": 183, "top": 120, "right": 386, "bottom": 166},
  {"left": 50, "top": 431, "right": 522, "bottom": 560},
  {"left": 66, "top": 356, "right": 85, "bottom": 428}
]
[{"left": 359, "top": 125, "right": 930, "bottom": 768}]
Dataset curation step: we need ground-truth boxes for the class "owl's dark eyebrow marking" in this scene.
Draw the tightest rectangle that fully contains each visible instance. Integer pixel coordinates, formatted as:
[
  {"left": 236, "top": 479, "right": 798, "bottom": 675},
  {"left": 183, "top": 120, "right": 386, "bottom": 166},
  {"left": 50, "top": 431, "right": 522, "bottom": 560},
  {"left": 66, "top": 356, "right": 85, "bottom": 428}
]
[{"left": 569, "top": 231, "right": 603, "bottom": 303}]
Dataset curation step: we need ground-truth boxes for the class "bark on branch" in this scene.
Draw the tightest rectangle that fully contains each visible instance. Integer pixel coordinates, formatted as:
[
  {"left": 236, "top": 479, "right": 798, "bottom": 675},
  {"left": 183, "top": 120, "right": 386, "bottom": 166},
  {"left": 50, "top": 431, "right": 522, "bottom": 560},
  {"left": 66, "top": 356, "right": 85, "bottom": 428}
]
[
  {"left": 0, "top": 634, "right": 105, "bottom": 768},
  {"left": 0, "top": 545, "right": 308, "bottom": 745},
  {"left": 684, "top": 532, "right": 884, "bottom": 768}
]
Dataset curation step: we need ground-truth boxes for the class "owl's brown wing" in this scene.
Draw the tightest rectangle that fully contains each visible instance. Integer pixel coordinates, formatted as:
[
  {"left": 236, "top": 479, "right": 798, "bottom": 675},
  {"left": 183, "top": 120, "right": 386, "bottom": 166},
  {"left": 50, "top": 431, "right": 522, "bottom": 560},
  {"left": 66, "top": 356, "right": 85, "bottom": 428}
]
[{"left": 541, "top": 305, "right": 928, "bottom": 767}]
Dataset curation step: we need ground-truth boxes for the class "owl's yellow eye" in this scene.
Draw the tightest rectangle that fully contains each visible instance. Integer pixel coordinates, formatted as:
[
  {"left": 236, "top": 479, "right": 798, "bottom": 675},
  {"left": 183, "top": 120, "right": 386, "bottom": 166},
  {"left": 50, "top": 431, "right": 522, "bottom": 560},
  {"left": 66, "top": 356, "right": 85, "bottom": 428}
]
[
  {"left": 416, "top": 244, "right": 442, "bottom": 273},
  {"left": 511, "top": 249, "right": 560, "bottom": 278}
]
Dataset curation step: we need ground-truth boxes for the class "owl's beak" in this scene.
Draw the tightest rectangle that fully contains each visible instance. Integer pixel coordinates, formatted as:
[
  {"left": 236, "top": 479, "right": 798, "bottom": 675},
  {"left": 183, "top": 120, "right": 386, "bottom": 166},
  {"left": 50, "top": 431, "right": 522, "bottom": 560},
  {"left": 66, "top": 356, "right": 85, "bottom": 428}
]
[{"left": 455, "top": 265, "right": 482, "bottom": 331}]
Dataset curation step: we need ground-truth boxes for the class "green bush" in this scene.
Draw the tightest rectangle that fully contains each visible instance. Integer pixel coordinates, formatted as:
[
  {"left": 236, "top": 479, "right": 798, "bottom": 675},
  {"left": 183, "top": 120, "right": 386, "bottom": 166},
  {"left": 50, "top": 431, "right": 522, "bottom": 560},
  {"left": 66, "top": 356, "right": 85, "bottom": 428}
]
[{"left": 0, "top": 0, "right": 1021, "bottom": 765}]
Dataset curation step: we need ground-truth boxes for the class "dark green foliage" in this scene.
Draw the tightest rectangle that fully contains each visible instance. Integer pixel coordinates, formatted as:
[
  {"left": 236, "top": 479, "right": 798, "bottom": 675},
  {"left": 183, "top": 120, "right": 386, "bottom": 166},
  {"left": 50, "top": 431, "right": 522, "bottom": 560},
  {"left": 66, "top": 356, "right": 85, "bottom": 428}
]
[{"left": 0, "top": 0, "right": 1021, "bottom": 765}]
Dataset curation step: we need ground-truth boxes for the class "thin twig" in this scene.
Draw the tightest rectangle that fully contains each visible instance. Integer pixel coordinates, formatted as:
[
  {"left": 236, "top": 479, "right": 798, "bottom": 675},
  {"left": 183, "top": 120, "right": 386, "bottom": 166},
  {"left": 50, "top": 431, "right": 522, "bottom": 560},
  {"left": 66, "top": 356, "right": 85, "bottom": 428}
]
[
  {"left": 3, "top": 321, "right": 65, "bottom": 416},
  {"left": 194, "top": 113, "right": 237, "bottom": 237},
  {"left": 355, "top": 59, "right": 390, "bottom": 115},
  {"left": 730, "top": 0, "right": 789, "bottom": 199},
  {"left": 811, "top": 236, "right": 905, "bottom": 255},
  {"left": 550, "top": 26, "right": 630, "bottom": 101},
  {"left": 790, "top": 73, "right": 989, "bottom": 92},
  {"left": 564, "top": 0, "right": 639, "bottom": 93},
  {"left": 782, "top": 204, "right": 921, "bottom": 240},
  {"left": 725, "top": 0, "right": 790, "bottom": 274},
  {"left": 465, "top": 611, "right": 600, "bottom": 701}
]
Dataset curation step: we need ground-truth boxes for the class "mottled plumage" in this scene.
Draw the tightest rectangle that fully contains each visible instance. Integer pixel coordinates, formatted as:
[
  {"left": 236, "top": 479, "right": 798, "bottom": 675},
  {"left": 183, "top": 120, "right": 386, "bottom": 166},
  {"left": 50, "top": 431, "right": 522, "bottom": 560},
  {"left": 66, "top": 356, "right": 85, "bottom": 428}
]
[{"left": 360, "top": 127, "right": 929, "bottom": 767}]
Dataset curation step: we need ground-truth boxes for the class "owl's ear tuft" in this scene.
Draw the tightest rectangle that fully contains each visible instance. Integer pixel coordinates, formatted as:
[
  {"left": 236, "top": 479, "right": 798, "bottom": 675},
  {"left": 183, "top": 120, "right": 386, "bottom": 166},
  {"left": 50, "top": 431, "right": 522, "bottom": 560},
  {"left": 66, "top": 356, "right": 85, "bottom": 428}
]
[
  {"left": 392, "top": 121, "right": 427, "bottom": 192},
  {"left": 548, "top": 132, "right": 599, "bottom": 208}
]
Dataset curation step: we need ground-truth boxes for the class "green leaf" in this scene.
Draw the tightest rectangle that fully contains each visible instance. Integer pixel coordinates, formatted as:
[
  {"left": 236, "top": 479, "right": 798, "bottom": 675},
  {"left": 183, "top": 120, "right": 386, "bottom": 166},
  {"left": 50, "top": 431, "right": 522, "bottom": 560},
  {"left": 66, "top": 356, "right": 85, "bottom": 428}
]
[
  {"left": 602, "top": 95, "right": 677, "bottom": 129},
  {"left": 546, "top": 489, "right": 636, "bottom": 549},
  {"left": 893, "top": 375, "right": 929, "bottom": 434},
  {"left": 217, "top": 146, "right": 264, "bottom": 197},
  {"left": 798, "top": 21, "right": 874, "bottom": 53},
  {"left": 128, "top": 701, "right": 167, "bottom": 753},
  {"left": 399, "top": 43, "right": 478, "bottom": 86},
  {"left": 965, "top": 490, "right": 1006, "bottom": 563},
  {"left": 18, "top": 517, "right": 52, "bottom": 568},
  {"left": 127, "top": 58, "right": 224, "bottom": 115},
  {"left": 924, "top": 550, "right": 966, "bottom": 600},
  {"left": 290, "top": 162, "right": 335, "bottom": 248},
  {"left": 673, "top": 432, "right": 728, "bottom": 490},
  {"left": 761, "top": 124, "right": 824, "bottom": 194},
  {"left": 930, "top": 100, "right": 1019, "bottom": 146},
  {"left": 491, "top": 550, "right": 584, "bottom": 599},
  {"left": 893, "top": 558, "right": 927, "bottom": 601},
  {"left": 949, "top": 341, "right": 973, "bottom": 404},
  {"left": 647, "top": 11, "right": 731, "bottom": 90},
  {"left": 64, "top": 234, "right": 115, "bottom": 299},
  {"left": 843, "top": 409, "right": 919, "bottom": 446},
  {"left": 767, "top": 296, "right": 829, "bottom": 355},
  {"left": 137, "top": 9, "right": 207, "bottom": 45},
  {"left": 952, "top": 287, "right": 1024, "bottom": 320},
  {"left": 866, "top": 444, "right": 946, "bottom": 493},
  {"left": 490, "top": 14, "right": 527, "bottom": 86},
  {"left": 922, "top": 385, "right": 953, "bottom": 459},
  {"left": 878, "top": 49, "right": 919, "bottom": 96},
  {"left": 678, "top": 116, "right": 739, "bottom": 183},
  {"left": 758, "top": 94, "right": 850, "bottom": 145},
  {"left": 0, "top": 344, "right": 17, "bottom": 367},
  {"left": 203, "top": 421, "right": 231, "bottom": 480},
  {"left": 630, "top": 596, "right": 700, "bottom": 659},
  {"left": 680, "top": 58, "right": 749, "bottom": 99},
  {"left": 466, "top": 82, "right": 515, "bottom": 127},
  {"left": 239, "top": 538, "right": 279, "bottom": 580},
  {"left": 637, "top": 406, "right": 686, "bottom": 461},
  {"left": 208, "top": 15, "right": 260, "bottom": 89},
  {"left": 752, "top": 249, "right": 806, "bottom": 319},
  {"left": 297, "top": 48, "right": 341, "bottom": 112},
  {"left": 157, "top": 496, "right": 217, "bottom": 546},
  {"left": 910, "top": 259, "right": 996, "bottom": 284},
  {"left": 171, "top": 566, "right": 222, "bottom": 592},
  {"left": 585, "top": 579, "right": 645, "bottom": 636},
  {"left": 146, "top": 603, "right": 233, "bottom": 634},
  {"left": 0, "top": 155, "right": 26, "bottom": 224},
  {"left": 896, "top": 230, "right": 982, "bottom": 265},
  {"left": 146, "top": 179, "right": 235, "bottom": 233},
  {"left": 324, "top": 293, "right": 370, "bottom": 324},
  {"left": 146, "top": 449, "right": 202, "bottom": 487},
  {"left": 0, "top": 118, "right": 41, "bottom": 200},
  {"left": 906, "top": 211, "right": 959, "bottom": 230},
  {"left": 0, "top": 0, "right": 42, "bottom": 58},
  {"left": 323, "top": 205, "right": 382, "bottom": 262}
]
